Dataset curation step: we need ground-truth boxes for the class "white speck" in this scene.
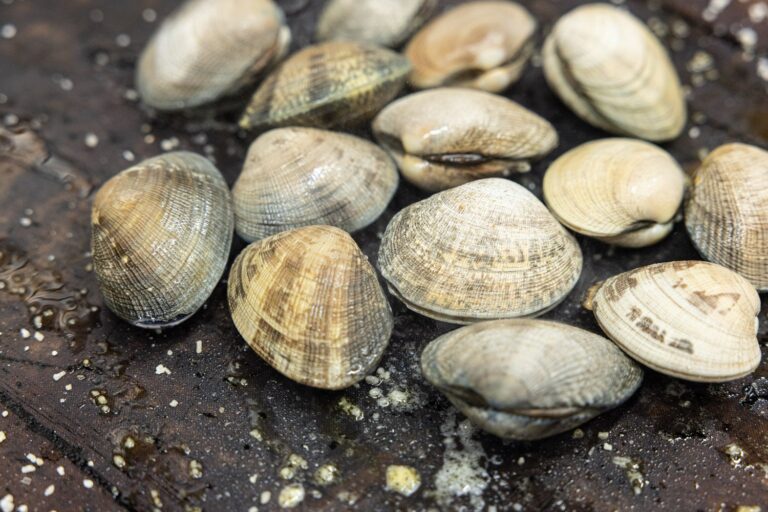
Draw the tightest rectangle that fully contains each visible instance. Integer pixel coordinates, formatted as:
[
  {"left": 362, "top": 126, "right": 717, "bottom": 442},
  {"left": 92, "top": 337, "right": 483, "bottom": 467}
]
[
  {"left": 142, "top": 8, "right": 157, "bottom": 22},
  {"left": 689, "top": 127, "right": 701, "bottom": 139},
  {"left": 51, "top": 350, "right": 58, "bottom": 356},
  {"left": 260, "top": 491, "right": 271, "bottom": 504},
  {"left": 43, "top": 485, "right": 54, "bottom": 497},
  {"left": 195, "top": 340, "right": 203, "bottom": 354},
  {"left": 0, "top": 431, "right": 5, "bottom": 444},
  {"left": 278, "top": 484, "right": 305, "bottom": 508},
  {"left": 124, "top": 89, "right": 139, "bottom": 101},
  {"left": 160, "top": 137, "right": 180, "bottom": 151},
  {"left": 64, "top": 384, "right": 72, "bottom": 391},
  {"left": 115, "top": 34, "right": 131, "bottom": 47},
  {"left": 749, "top": 2, "right": 768, "bottom": 23},
  {"left": 736, "top": 27, "right": 757, "bottom": 54},
  {"left": 52, "top": 371, "right": 66, "bottom": 382},
  {"left": 1, "top": 24, "right": 16, "bottom": 39},
  {"left": 1, "top": 411, "right": 8, "bottom": 417},
  {"left": 598, "top": 431, "right": 610, "bottom": 440},
  {"left": 703, "top": 0, "right": 731, "bottom": 22},
  {"left": 58, "top": 78, "right": 73, "bottom": 91},
  {"left": 21, "top": 465, "right": 36, "bottom": 474},
  {"left": 56, "top": 466, "right": 65, "bottom": 476},
  {"left": 169, "top": 400, "right": 179, "bottom": 408},
  {"left": 20, "top": 328, "right": 30, "bottom": 339},
  {"left": 122, "top": 150, "right": 135, "bottom": 162},
  {"left": 33, "top": 331, "right": 44, "bottom": 342},
  {"left": 26, "top": 453, "right": 43, "bottom": 465},
  {"left": 166, "top": 349, "right": 173, "bottom": 356},
  {"left": 3, "top": 113, "right": 18, "bottom": 126},
  {"left": 0, "top": 494, "right": 13, "bottom": 512},
  {"left": 758, "top": 57, "right": 768, "bottom": 82},
  {"left": 83, "top": 479, "right": 93, "bottom": 489},
  {"left": 603, "top": 443, "right": 614, "bottom": 451},
  {"left": 19, "top": 217, "right": 31, "bottom": 227},
  {"left": 155, "top": 364, "right": 171, "bottom": 375},
  {"left": 517, "top": 457, "right": 525, "bottom": 466},
  {"left": 84, "top": 133, "right": 99, "bottom": 148}
]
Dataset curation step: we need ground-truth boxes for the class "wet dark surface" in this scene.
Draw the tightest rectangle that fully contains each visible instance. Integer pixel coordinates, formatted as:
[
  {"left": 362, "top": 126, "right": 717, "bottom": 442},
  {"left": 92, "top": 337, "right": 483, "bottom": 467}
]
[{"left": 1, "top": 0, "right": 768, "bottom": 510}]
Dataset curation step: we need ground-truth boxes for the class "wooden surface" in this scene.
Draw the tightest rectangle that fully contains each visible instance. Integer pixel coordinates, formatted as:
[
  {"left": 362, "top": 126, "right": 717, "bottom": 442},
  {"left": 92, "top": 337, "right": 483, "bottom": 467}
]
[{"left": 1, "top": 0, "right": 768, "bottom": 510}]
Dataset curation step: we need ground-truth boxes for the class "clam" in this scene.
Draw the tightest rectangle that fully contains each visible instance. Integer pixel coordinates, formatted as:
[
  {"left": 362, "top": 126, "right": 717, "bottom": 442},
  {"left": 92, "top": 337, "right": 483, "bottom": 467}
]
[
  {"left": 240, "top": 41, "right": 410, "bottom": 131},
  {"left": 543, "top": 138, "right": 685, "bottom": 247},
  {"left": 421, "top": 319, "right": 643, "bottom": 440},
  {"left": 378, "top": 178, "right": 582, "bottom": 323},
  {"left": 316, "top": 0, "right": 435, "bottom": 48},
  {"left": 232, "top": 127, "right": 399, "bottom": 242},
  {"left": 372, "top": 88, "right": 557, "bottom": 192},
  {"left": 136, "top": 0, "right": 290, "bottom": 110},
  {"left": 91, "top": 152, "right": 233, "bottom": 328},
  {"left": 227, "top": 226, "right": 393, "bottom": 389},
  {"left": 405, "top": 1, "right": 536, "bottom": 92},
  {"left": 685, "top": 143, "right": 768, "bottom": 290},
  {"left": 585, "top": 261, "right": 761, "bottom": 382},
  {"left": 542, "top": 3, "right": 686, "bottom": 141}
]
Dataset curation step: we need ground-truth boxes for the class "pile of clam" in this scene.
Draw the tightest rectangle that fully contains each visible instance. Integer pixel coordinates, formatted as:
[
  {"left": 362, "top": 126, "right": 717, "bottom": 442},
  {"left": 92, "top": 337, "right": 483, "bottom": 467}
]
[{"left": 90, "top": 0, "right": 765, "bottom": 440}]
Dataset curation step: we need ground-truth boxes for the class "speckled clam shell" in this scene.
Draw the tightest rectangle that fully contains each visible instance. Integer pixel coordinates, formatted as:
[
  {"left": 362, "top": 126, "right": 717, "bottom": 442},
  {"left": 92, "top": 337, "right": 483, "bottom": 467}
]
[
  {"left": 378, "top": 178, "right": 582, "bottom": 323},
  {"left": 136, "top": 0, "right": 290, "bottom": 110},
  {"left": 543, "top": 138, "right": 685, "bottom": 247},
  {"left": 421, "top": 319, "right": 643, "bottom": 440},
  {"left": 239, "top": 41, "right": 410, "bottom": 132},
  {"left": 372, "top": 88, "right": 558, "bottom": 192},
  {"left": 685, "top": 143, "right": 768, "bottom": 290},
  {"left": 585, "top": 261, "right": 761, "bottom": 382},
  {"left": 232, "top": 127, "right": 399, "bottom": 242},
  {"left": 91, "top": 152, "right": 233, "bottom": 328},
  {"left": 406, "top": 1, "right": 536, "bottom": 92},
  {"left": 227, "top": 226, "right": 393, "bottom": 390},
  {"left": 316, "top": 0, "right": 435, "bottom": 47},
  {"left": 542, "top": 3, "right": 686, "bottom": 141}
]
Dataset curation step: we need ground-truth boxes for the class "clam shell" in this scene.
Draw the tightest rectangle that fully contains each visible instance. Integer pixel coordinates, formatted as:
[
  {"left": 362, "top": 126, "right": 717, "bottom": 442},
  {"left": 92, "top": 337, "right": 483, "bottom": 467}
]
[
  {"left": 91, "top": 152, "right": 233, "bottom": 328},
  {"left": 378, "top": 178, "right": 582, "bottom": 323},
  {"left": 372, "top": 88, "right": 558, "bottom": 192},
  {"left": 232, "top": 127, "right": 399, "bottom": 242},
  {"left": 542, "top": 3, "right": 686, "bottom": 141},
  {"left": 421, "top": 319, "right": 643, "bottom": 440},
  {"left": 240, "top": 41, "right": 410, "bottom": 131},
  {"left": 685, "top": 143, "right": 768, "bottom": 290},
  {"left": 136, "top": 0, "right": 290, "bottom": 110},
  {"left": 316, "top": 0, "right": 435, "bottom": 48},
  {"left": 406, "top": 1, "right": 536, "bottom": 92},
  {"left": 543, "top": 138, "right": 685, "bottom": 247},
  {"left": 585, "top": 261, "right": 761, "bottom": 382},
  {"left": 227, "top": 226, "right": 393, "bottom": 389}
]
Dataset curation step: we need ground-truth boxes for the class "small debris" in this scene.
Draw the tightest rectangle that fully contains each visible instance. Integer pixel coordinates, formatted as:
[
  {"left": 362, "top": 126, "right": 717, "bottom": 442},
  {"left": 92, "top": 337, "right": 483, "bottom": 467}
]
[
  {"left": 84, "top": 133, "right": 99, "bottom": 148},
  {"left": 83, "top": 479, "right": 94, "bottom": 489},
  {"left": 189, "top": 460, "right": 203, "bottom": 479},
  {"left": 603, "top": 443, "right": 614, "bottom": 451},
  {"left": 260, "top": 491, "right": 271, "bottom": 504},
  {"left": 598, "top": 431, "right": 610, "bottom": 440},
  {"left": 115, "top": 34, "right": 131, "bottom": 47},
  {"left": 314, "top": 464, "right": 339, "bottom": 486},
  {"left": 723, "top": 443, "right": 745, "bottom": 467},
  {"left": 20, "top": 328, "right": 30, "bottom": 339},
  {"left": 113, "top": 454, "right": 126, "bottom": 469},
  {"left": 155, "top": 364, "right": 171, "bottom": 375},
  {"left": 0, "top": 494, "right": 14, "bottom": 512},
  {"left": 56, "top": 466, "right": 65, "bottom": 476},
  {"left": 572, "top": 428, "right": 585, "bottom": 439},
  {"left": 338, "top": 397, "right": 364, "bottom": 421},
  {"left": 385, "top": 465, "right": 422, "bottom": 496},
  {"left": 1, "top": 24, "right": 16, "bottom": 39},
  {"left": 196, "top": 340, "right": 203, "bottom": 354},
  {"left": 169, "top": 399, "right": 179, "bottom": 408},
  {"left": 612, "top": 456, "right": 645, "bottom": 495},
  {"left": 278, "top": 484, "right": 305, "bottom": 508},
  {"left": 33, "top": 331, "right": 44, "bottom": 341},
  {"left": 20, "top": 465, "right": 36, "bottom": 474},
  {"left": 43, "top": 485, "right": 54, "bottom": 497},
  {"left": 0, "top": 431, "right": 5, "bottom": 444},
  {"left": 53, "top": 371, "right": 66, "bottom": 381}
]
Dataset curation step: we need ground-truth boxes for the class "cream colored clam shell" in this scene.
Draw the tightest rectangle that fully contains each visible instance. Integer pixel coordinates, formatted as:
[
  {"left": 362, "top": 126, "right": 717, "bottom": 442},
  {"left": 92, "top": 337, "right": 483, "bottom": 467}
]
[
  {"left": 372, "top": 88, "right": 558, "bottom": 192},
  {"left": 543, "top": 138, "right": 685, "bottom": 247},
  {"left": 232, "top": 128, "right": 398, "bottom": 242},
  {"left": 378, "top": 178, "right": 582, "bottom": 323},
  {"left": 542, "top": 3, "right": 686, "bottom": 141},
  {"left": 316, "top": 0, "right": 435, "bottom": 47},
  {"left": 586, "top": 261, "right": 761, "bottom": 382},
  {"left": 421, "top": 319, "right": 643, "bottom": 440},
  {"left": 227, "top": 226, "right": 393, "bottom": 390},
  {"left": 137, "top": 0, "right": 290, "bottom": 110},
  {"left": 91, "top": 152, "right": 233, "bottom": 328},
  {"left": 685, "top": 143, "right": 768, "bottom": 290},
  {"left": 405, "top": 1, "right": 536, "bottom": 92}
]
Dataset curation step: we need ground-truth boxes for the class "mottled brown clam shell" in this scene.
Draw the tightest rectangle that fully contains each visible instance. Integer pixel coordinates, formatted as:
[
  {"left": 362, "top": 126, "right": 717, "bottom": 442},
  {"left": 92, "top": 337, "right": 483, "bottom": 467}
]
[
  {"left": 227, "top": 226, "right": 393, "bottom": 389},
  {"left": 91, "top": 152, "right": 233, "bottom": 328},
  {"left": 240, "top": 41, "right": 410, "bottom": 132},
  {"left": 379, "top": 178, "right": 582, "bottom": 323}
]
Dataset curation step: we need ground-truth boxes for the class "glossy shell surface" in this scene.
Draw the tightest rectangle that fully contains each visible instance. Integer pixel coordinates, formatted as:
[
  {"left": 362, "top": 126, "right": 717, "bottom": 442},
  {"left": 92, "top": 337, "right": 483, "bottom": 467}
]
[
  {"left": 543, "top": 138, "right": 685, "bottom": 247},
  {"left": 91, "top": 151, "right": 233, "bottom": 328},
  {"left": 372, "top": 88, "right": 557, "bottom": 192},
  {"left": 421, "top": 319, "right": 643, "bottom": 440},
  {"left": 586, "top": 261, "right": 761, "bottom": 382}
]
